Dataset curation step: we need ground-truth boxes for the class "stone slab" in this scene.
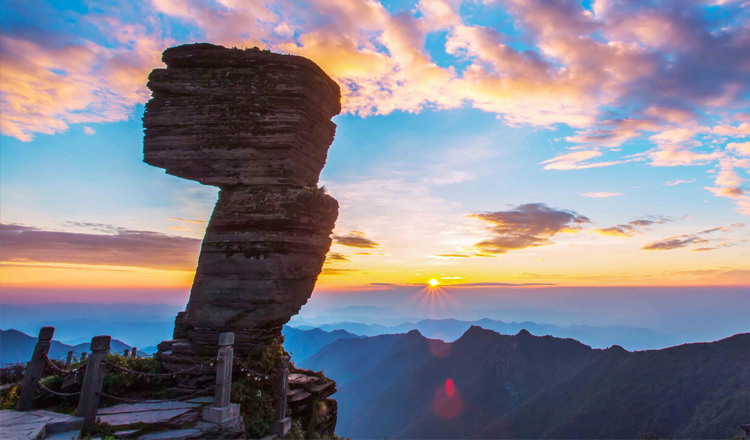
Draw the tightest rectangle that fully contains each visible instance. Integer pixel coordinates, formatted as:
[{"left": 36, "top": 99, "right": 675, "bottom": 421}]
[
  {"left": 114, "top": 429, "right": 142, "bottom": 439},
  {"left": 186, "top": 396, "right": 214, "bottom": 404},
  {"left": 98, "top": 408, "right": 197, "bottom": 428},
  {"left": 136, "top": 429, "right": 202, "bottom": 440},
  {"left": 98, "top": 401, "right": 200, "bottom": 415},
  {"left": 0, "top": 420, "right": 46, "bottom": 440},
  {"left": 45, "top": 431, "right": 81, "bottom": 440},
  {"left": 0, "top": 409, "right": 86, "bottom": 440},
  {"left": 46, "top": 415, "right": 84, "bottom": 433},
  {"left": 0, "top": 410, "right": 28, "bottom": 423}
]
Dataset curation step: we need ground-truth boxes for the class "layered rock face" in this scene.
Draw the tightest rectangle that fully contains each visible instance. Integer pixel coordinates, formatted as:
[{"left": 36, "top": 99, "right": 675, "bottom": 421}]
[{"left": 144, "top": 43, "right": 340, "bottom": 362}]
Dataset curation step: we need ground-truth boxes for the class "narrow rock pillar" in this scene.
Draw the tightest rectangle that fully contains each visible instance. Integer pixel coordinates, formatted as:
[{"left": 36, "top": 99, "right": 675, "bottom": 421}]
[
  {"left": 17, "top": 326, "right": 54, "bottom": 410},
  {"left": 273, "top": 355, "right": 292, "bottom": 437},
  {"left": 76, "top": 336, "right": 111, "bottom": 429}
]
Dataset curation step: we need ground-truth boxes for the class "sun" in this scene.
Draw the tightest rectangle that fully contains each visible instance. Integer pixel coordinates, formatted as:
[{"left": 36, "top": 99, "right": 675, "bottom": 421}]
[{"left": 429, "top": 279, "right": 439, "bottom": 286}]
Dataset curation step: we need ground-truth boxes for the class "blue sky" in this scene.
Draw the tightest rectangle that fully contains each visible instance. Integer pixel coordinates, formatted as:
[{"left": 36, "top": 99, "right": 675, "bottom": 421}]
[{"left": 1, "top": 0, "right": 750, "bottom": 305}]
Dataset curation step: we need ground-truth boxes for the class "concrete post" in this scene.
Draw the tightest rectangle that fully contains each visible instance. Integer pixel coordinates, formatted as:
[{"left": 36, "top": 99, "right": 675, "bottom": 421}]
[
  {"left": 62, "top": 351, "right": 76, "bottom": 389},
  {"left": 17, "top": 327, "right": 55, "bottom": 411},
  {"left": 131, "top": 347, "right": 137, "bottom": 358},
  {"left": 272, "top": 354, "right": 291, "bottom": 437},
  {"left": 203, "top": 332, "right": 240, "bottom": 425},
  {"left": 81, "top": 352, "right": 87, "bottom": 362},
  {"left": 64, "top": 351, "right": 74, "bottom": 369},
  {"left": 76, "top": 336, "right": 111, "bottom": 429}
]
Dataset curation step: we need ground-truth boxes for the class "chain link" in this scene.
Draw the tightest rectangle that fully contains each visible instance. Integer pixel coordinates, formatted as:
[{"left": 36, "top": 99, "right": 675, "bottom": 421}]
[
  {"left": 36, "top": 380, "right": 81, "bottom": 397},
  {"left": 233, "top": 358, "right": 272, "bottom": 380},
  {"left": 99, "top": 387, "right": 212, "bottom": 404},
  {"left": 105, "top": 356, "right": 216, "bottom": 378},
  {"left": 42, "top": 353, "right": 85, "bottom": 377}
]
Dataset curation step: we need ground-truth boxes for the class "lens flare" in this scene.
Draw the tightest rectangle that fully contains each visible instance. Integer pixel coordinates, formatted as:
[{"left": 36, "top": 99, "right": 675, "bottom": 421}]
[{"left": 433, "top": 377, "right": 463, "bottom": 419}]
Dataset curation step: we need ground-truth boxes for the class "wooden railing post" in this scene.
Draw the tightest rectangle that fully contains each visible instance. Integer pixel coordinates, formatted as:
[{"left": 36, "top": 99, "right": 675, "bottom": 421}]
[
  {"left": 76, "top": 336, "right": 111, "bottom": 429},
  {"left": 131, "top": 347, "right": 137, "bottom": 358},
  {"left": 203, "top": 332, "right": 240, "bottom": 425},
  {"left": 272, "top": 354, "right": 291, "bottom": 437},
  {"left": 17, "top": 326, "right": 55, "bottom": 410}
]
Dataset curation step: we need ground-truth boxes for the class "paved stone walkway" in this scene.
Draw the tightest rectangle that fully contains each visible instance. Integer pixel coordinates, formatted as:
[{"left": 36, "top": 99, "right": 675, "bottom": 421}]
[
  {"left": 0, "top": 397, "right": 229, "bottom": 439},
  {"left": 0, "top": 409, "right": 83, "bottom": 440}
]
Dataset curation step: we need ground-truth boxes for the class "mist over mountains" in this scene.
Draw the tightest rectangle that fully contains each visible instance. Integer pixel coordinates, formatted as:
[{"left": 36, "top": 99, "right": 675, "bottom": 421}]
[{"left": 290, "top": 317, "right": 677, "bottom": 351}]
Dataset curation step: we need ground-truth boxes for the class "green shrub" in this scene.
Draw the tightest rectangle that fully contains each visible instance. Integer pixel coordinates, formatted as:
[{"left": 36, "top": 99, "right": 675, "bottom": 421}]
[{"left": 231, "top": 337, "right": 284, "bottom": 438}]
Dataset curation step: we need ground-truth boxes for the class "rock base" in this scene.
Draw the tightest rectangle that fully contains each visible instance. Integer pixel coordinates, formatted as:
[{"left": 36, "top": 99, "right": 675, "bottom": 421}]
[{"left": 287, "top": 365, "right": 337, "bottom": 436}]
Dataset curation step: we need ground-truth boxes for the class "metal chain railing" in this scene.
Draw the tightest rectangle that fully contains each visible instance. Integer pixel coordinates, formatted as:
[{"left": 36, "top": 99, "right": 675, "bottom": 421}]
[
  {"left": 234, "top": 358, "right": 272, "bottom": 380},
  {"left": 99, "top": 387, "right": 212, "bottom": 404},
  {"left": 42, "top": 353, "right": 85, "bottom": 377},
  {"left": 105, "top": 356, "right": 216, "bottom": 378},
  {"left": 36, "top": 379, "right": 81, "bottom": 397}
]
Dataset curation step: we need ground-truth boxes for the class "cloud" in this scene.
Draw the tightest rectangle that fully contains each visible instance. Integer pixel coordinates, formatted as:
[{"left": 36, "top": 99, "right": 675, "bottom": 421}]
[
  {"left": 320, "top": 268, "right": 360, "bottom": 275},
  {"left": 447, "top": 282, "right": 555, "bottom": 287},
  {"left": 541, "top": 150, "right": 632, "bottom": 170},
  {"left": 594, "top": 216, "right": 672, "bottom": 237},
  {"left": 168, "top": 217, "right": 207, "bottom": 224},
  {"left": 83, "top": 127, "right": 96, "bottom": 135},
  {"left": 642, "top": 235, "right": 709, "bottom": 251},
  {"left": 727, "top": 142, "right": 750, "bottom": 157},
  {"left": 3, "top": 0, "right": 750, "bottom": 215},
  {"left": 468, "top": 203, "right": 590, "bottom": 254},
  {"left": 665, "top": 179, "right": 696, "bottom": 186},
  {"left": 0, "top": 14, "right": 167, "bottom": 141},
  {"left": 167, "top": 226, "right": 190, "bottom": 231},
  {"left": 581, "top": 192, "right": 622, "bottom": 198},
  {"left": 325, "top": 252, "right": 351, "bottom": 263},
  {"left": 594, "top": 225, "right": 638, "bottom": 237},
  {"left": 641, "top": 223, "right": 743, "bottom": 251},
  {"left": 0, "top": 223, "right": 201, "bottom": 270},
  {"left": 332, "top": 231, "right": 381, "bottom": 249}
]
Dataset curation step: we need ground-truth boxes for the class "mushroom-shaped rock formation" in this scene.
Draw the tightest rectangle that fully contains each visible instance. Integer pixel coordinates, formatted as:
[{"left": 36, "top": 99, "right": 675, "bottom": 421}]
[{"left": 144, "top": 43, "right": 340, "bottom": 366}]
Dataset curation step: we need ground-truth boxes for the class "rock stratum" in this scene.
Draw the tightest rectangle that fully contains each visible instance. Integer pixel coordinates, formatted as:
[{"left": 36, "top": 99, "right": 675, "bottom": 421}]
[{"left": 144, "top": 43, "right": 340, "bottom": 369}]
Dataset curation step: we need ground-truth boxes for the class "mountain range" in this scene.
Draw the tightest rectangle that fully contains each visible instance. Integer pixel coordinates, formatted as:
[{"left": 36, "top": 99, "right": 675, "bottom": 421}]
[
  {"left": 0, "top": 329, "right": 137, "bottom": 364},
  {"left": 281, "top": 326, "right": 361, "bottom": 362},
  {"left": 291, "top": 317, "right": 678, "bottom": 350},
  {"left": 303, "top": 327, "right": 750, "bottom": 439}
]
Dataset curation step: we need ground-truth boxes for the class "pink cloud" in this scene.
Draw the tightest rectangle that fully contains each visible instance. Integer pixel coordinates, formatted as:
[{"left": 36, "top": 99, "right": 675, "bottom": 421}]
[{"left": 582, "top": 192, "right": 622, "bottom": 198}]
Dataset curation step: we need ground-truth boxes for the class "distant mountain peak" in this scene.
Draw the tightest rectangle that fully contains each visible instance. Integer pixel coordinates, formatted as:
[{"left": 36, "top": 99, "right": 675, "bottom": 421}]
[{"left": 516, "top": 329, "right": 532, "bottom": 337}]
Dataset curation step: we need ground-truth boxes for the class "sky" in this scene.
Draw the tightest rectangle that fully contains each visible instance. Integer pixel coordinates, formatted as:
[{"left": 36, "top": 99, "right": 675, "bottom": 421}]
[{"left": 1, "top": 0, "right": 750, "bottom": 312}]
